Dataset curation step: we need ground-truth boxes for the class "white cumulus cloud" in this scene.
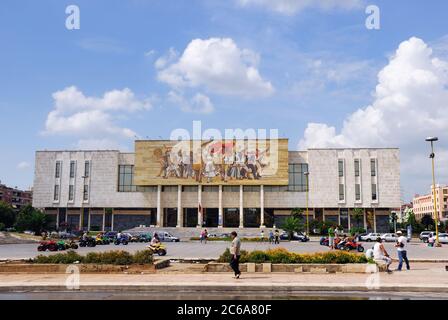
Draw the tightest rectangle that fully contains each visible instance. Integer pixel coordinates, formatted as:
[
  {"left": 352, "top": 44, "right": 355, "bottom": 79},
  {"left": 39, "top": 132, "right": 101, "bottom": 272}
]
[
  {"left": 157, "top": 38, "right": 274, "bottom": 98},
  {"left": 43, "top": 86, "right": 151, "bottom": 146},
  {"left": 299, "top": 37, "right": 448, "bottom": 199},
  {"left": 237, "top": 0, "right": 363, "bottom": 15},
  {"left": 168, "top": 91, "right": 214, "bottom": 114}
]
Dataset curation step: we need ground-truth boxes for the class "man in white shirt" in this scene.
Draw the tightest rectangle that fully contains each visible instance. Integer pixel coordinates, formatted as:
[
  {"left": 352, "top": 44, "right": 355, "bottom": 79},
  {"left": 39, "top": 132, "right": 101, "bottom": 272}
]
[{"left": 395, "top": 231, "right": 410, "bottom": 271}]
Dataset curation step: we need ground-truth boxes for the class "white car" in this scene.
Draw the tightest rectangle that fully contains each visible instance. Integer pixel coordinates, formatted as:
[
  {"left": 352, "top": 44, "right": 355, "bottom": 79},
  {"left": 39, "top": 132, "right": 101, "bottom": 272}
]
[
  {"left": 439, "top": 233, "right": 448, "bottom": 244},
  {"left": 381, "top": 233, "right": 398, "bottom": 242},
  {"left": 381, "top": 233, "right": 411, "bottom": 243},
  {"left": 359, "top": 233, "right": 382, "bottom": 242}
]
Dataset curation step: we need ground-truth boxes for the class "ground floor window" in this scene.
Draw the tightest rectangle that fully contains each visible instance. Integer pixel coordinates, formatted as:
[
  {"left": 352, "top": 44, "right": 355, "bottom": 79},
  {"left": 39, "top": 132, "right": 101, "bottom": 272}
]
[
  {"left": 224, "top": 208, "right": 239, "bottom": 228},
  {"left": 164, "top": 208, "right": 178, "bottom": 227},
  {"left": 244, "top": 208, "right": 260, "bottom": 228},
  {"left": 183, "top": 208, "right": 198, "bottom": 227},
  {"left": 204, "top": 208, "right": 219, "bottom": 228}
]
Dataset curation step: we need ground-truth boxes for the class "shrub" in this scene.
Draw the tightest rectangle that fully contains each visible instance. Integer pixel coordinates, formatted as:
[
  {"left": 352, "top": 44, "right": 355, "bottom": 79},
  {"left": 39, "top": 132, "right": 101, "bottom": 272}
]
[
  {"left": 132, "top": 250, "right": 154, "bottom": 264},
  {"left": 31, "top": 250, "right": 154, "bottom": 265},
  {"left": 217, "top": 248, "right": 368, "bottom": 264},
  {"left": 0, "top": 222, "right": 5, "bottom": 231},
  {"left": 34, "top": 250, "right": 83, "bottom": 264}
]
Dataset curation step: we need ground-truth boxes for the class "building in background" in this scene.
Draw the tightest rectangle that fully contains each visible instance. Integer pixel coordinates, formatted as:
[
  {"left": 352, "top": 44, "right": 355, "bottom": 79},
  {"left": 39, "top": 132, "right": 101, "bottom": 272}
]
[
  {"left": 0, "top": 181, "right": 33, "bottom": 210},
  {"left": 413, "top": 185, "right": 448, "bottom": 222},
  {"left": 32, "top": 139, "right": 401, "bottom": 233}
]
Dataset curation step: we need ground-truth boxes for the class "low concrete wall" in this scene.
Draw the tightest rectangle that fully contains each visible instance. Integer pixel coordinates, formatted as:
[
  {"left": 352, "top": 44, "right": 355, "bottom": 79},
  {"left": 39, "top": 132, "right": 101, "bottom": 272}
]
[
  {"left": 0, "top": 262, "right": 170, "bottom": 274},
  {"left": 205, "top": 263, "right": 378, "bottom": 274}
]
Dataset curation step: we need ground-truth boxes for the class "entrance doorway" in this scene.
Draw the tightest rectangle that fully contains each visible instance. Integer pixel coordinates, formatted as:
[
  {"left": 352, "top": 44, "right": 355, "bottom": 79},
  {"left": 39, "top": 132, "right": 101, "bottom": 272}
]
[
  {"left": 204, "top": 208, "right": 219, "bottom": 227},
  {"left": 183, "top": 208, "right": 198, "bottom": 227},
  {"left": 163, "top": 208, "right": 177, "bottom": 227},
  {"left": 244, "top": 208, "right": 260, "bottom": 228},
  {"left": 224, "top": 208, "right": 239, "bottom": 228}
]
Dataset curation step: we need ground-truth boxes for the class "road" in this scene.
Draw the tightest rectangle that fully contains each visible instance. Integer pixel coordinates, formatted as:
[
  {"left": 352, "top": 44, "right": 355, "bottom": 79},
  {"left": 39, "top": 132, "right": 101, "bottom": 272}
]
[{"left": 1, "top": 240, "right": 447, "bottom": 260}]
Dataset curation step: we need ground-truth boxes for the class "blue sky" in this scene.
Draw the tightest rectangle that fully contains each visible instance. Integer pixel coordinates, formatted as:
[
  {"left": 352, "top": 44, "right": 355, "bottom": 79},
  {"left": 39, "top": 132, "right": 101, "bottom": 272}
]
[{"left": 1, "top": 0, "right": 447, "bottom": 201}]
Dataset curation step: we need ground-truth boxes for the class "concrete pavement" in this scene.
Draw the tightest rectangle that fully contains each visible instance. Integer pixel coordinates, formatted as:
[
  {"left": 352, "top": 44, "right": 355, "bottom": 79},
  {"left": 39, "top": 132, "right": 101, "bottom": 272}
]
[{"left": 0, "top": 263, "right": 447, "bottom": 295}]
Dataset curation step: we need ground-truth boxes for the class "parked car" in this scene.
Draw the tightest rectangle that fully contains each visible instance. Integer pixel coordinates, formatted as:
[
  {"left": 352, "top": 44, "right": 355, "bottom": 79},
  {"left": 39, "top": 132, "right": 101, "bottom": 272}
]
[
  {"left": 58, "top": 231, "right": 78, "bottom": 239},
  {"left": 381, "top": 233, "right": 399, "bottom": 242},
  {"left": 359, "top": 233, "right": 382, "bottom": 242},
  {"left": 419, "top": 231, "right": 433, "bottom": 243},
  {"left": 438, "top": 233, "right": 448, "bottom": 244},
  {"left": 155, "top": 231, "right": 180, "bottom": 242},
  {"left": 280, "top": 232, "right": 309, "bottom": 242}
]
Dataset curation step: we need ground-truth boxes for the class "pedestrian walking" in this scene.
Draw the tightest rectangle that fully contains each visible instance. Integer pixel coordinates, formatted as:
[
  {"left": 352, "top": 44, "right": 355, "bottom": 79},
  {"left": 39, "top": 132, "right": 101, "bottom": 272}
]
[
  {"left": 229, "top": 231, "right": 241, "bottom": 279},
  {"left": 328, "top": 226, "right": 335, "bottom": 249},
  {"left": 260, "top": 230, "right": 265, "bottom": 242},
  {"left": 274, "top": 229, "right": 280, "bottom": 244},
  {"left": 268, "top": 230, "right": 274, "bottom": 244},
  {"left": 200, "top": 229, "right": 207, "bottom": 244},
  {"left": 395, "top": 231, "right": 410, "bottom": 271}
]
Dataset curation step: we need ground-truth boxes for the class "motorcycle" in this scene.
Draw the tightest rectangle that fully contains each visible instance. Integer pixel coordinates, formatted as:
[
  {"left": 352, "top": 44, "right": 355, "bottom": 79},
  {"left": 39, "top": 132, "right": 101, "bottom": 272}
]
[
  {"left": 338, "top": 239, "right": 365, "bottom": 252},
  {"left": 79, "top": 237, "right": 96, "bottom": 247},
  {"left": 95, "top": 236, "right": 110, "bottom": 245},
  {"left": 37, "top": 240, "right": 58, "bottom": 252},
  {"left": 129, "top": 235, "right": 140, "bottom": 243},
  {"left": 114, "top": 237, "right": 129, "bottom": 245},
  {"left": 147, "top": 243, "right": 167, "bottom": 256}
]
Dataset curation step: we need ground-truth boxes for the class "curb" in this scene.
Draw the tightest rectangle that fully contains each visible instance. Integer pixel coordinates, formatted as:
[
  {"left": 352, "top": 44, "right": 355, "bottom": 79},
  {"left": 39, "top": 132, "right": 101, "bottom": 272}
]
[{"left": 1, "top": 284, "right": 448, "bottom": 294}]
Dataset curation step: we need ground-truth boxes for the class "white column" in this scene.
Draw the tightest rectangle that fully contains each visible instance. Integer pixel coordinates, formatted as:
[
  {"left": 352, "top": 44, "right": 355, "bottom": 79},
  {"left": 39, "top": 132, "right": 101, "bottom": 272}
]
[
  {"left": 198, "top": 186, "right": 202, "bottom": 227},
  {"left": 218, "top": 185, "right": 223, "bottom": 228},
  {"left": 111, "top": 209, "right": 115, "bottom": 231},
  {"left": 102, "top": 209, "right": 106, "bottom": 232},
  {"left": 260, "top": 185, "right": 265, "bottom": 228},
  {"left": 373, "top": 208, "right": 377, "bottom": 233},
  {"left": 322, "top": 208, "right": 326, "bottom": 222},
  {"left": 177, "top": 185, "right": 182, "bottom": 227},
  {"left": 87, "top": 209, "right": 91, "bottom": 231},
  {"left": 156, "top": 185, "right": 162, "bottom": 227},
  {"left": 363, "top": 209, "right": 367, "bottom": 230},
  {"left": 239, "top": 185, "right": 244, "bottom": 228}
]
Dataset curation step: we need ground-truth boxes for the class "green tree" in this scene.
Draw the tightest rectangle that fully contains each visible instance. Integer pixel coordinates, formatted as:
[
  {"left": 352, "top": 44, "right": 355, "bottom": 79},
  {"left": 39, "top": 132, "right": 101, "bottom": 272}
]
[
  {"left": 0, "top": 201, "right": 16, "bottom": 228},
  {"left": 421, "top": 214, "right": 435, "bottom": 230},
  {"left": 352, "top": 208, "right": 364, "bottom": 228},
  {"left": 291, "top": 208, "right": 304, "bottom": 219},
  {"left": 15, "top": 205, "right": 48, "bottom": 234},
  {"left": 281, "top": 217, "right": 304, "bottom": 240}
]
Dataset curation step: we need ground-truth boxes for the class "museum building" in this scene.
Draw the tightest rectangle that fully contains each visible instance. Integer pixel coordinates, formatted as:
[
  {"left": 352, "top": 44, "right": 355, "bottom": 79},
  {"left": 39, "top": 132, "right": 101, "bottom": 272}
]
[{"left": 32, "top": 139, "right": 401, "bottom": 233}]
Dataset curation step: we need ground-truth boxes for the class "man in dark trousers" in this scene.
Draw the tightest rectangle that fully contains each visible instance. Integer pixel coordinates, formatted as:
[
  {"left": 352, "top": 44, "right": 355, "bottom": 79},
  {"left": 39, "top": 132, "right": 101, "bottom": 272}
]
[{"left": 230, "top": 231, "right": 241, "bottom": 279}]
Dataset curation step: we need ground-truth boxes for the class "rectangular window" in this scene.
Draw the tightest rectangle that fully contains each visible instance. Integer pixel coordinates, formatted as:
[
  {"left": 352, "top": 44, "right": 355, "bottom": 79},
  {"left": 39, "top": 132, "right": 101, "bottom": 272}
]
[
  {"left": 288, "top": 163, "right": 308, "bottom": 192},
  {"left": 339, "top": 184, "right": 345, "bottom": 201},
  {"left": 354, "top": 159, "right": 360, "bottom": 177},
  {"left": 243, "top": 186, "right": 260, "bottom": 192},
  {"left": 55, "top": 161, "right": 61, "bottom": 178},
  {"left": 53, "top": 185, "right": 59, "bottom": 201},
  {"left": 83, "top": 185, "right": 89, "bottom": 201},
  {"left": 372, "top": 184, "right": 377, "bottom": 201},
  {"left": 118, "top": 165, "right": 136, "bottom": 192},
  {"left": 162, "top": 186, "right": 177, "bottom": 192},
  {"left": 371, "top": 159, "right": 377, "bottom": 177},
  {"left": 355, "top": 184, "right": 361, "bottom": 201},
  {"left": 69, "top": 161, "right": 76, "bottom": 178},
  {"left": 202, "top": 186, "right": 219, "bottom": 192},
  {"left": 182, "top": 186, "right": 198, "bottom": 192},
  {"left": 338, "top": 160, "right": 344, "bottom": 177},
  {"left": 264, "top": 186, "right": 288, "bottom": 192},
  {"left": 68, "top": 185, "right": 74, "bottom": 201},
  {"left": 223, "top": 186, "right": 240, "bottom": 192},
  {"left": 84, "top": 161, "right": 90, "bottom": 178}
]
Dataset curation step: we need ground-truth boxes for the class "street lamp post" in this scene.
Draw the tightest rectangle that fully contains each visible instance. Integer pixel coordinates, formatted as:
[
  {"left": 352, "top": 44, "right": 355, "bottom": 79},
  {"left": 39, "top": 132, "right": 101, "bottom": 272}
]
[
  {"left": 426, "top": 137, "right": 441, "bottom": 247},
  {"left": 304, "top": 172, "right": 310, "bottom": 235}
]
